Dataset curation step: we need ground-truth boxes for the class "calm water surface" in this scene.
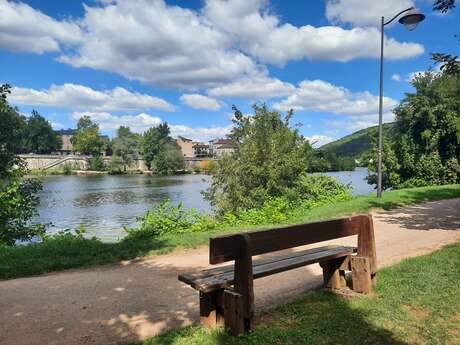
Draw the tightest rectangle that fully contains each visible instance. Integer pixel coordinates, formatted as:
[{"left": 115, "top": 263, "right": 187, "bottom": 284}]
[{"left": 34, "top": 168, "right": 372, "bottom": 241}]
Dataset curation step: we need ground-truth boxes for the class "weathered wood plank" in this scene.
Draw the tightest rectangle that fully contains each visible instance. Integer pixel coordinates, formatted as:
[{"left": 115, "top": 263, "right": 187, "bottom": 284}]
[
  {"left": 210, "top": 216, "right": 367, "bottom": 264},
  {"left": 320, "top": 257, "right": 347, "bottom": 289},
  {"left": 184, "top": 246, "right": 357, "bottom": 292},
  {"left": 351, "top": 256, "right": 372, "bottom": 294},
  {"left": 224, "top": 289, "right": 245, "bottom": 336},
  {"left": 199, "top": 290, "right": 224, "bottom": 328},
  {"left": 179, "top": 245, "right": 344, "bottom": 284}
]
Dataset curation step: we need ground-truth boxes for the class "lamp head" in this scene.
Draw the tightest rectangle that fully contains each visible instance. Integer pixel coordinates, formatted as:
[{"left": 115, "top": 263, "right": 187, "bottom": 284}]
[{"left": 398, "top": 8, "right": 425, "bottom": 31}]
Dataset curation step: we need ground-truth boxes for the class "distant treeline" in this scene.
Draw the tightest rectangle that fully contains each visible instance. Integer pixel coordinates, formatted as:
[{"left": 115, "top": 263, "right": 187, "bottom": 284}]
[{"left": 309, "top": 151, "right": 356, "bottom": 172}]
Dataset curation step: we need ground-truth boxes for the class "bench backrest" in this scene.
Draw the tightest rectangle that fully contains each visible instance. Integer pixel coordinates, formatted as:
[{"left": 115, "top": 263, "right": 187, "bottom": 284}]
[{"left": 210, "top": 214, "right": 376, "bottom": 272}]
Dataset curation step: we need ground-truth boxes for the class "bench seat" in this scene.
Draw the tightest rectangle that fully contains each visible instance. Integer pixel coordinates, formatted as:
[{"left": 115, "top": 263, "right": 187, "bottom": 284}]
[{"left": 179, "top": 245, "right": 357, "bottom": 293}]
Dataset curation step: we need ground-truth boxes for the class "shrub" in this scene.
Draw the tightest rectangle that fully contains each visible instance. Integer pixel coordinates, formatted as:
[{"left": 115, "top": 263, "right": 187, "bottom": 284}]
[
  {"left": 108, "top": 156, "right": 124, "bottom": 175},
  {"left": 88, "top": 156, "right": 106, "bottom": 171},
  {"left": 129, "top": 200, "right": 216, "bottom": 238},
  {"left": 0, "top": 177, "right": 46, "bottom": 245},
  {"left": 62, "top": 163, "right": 72, "bottom": 175}
]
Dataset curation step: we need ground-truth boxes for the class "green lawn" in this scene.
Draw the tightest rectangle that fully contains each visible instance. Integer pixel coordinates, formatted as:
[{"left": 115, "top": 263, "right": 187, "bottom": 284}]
[
  {"left": 1, "top": 184, "right": 459, "bottom": 280},
  {"left": 139, "top": 242, "right": 460, "bottom": 345}
]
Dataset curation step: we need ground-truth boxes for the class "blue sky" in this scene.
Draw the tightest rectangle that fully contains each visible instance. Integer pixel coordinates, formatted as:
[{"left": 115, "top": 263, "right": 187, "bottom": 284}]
[{"left": 1, "top": 0, "right": 458, "bottom": 145}]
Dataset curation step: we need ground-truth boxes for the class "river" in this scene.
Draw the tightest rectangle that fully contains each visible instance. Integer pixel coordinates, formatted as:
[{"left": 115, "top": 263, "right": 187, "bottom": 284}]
[{"left": 33, "top": 167, "right": 373, "bottom": 241}]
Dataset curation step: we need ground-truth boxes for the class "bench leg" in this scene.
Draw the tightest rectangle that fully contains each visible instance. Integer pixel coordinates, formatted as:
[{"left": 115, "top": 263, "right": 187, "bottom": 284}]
[
  {"left": 351, "top": 256, "right": 373, "bottom": 294},
  {"left": 200, "top": 290, "right": 224, "bottom": 328},
  {"left": 223, "top": 289, "right": 245, "bottom": 336},
  {"left": 320, "top": 257, "right": 347, "bottom": 289}
]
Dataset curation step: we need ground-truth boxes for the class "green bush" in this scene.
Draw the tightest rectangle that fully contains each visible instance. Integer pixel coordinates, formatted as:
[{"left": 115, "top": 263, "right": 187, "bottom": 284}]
[
  {"left": 108, "top": 156, "right": 124, "bottom": 175},
  {"left": 88, "top": 156, "right": 106, "bottom": 171},
  {"left": 130, "top": 200, "right": 216, "bottom": 238},
  {"left": 0, "top": 177, "right": 46, "bottom": 245},
  {"left": 62, "top": 163, "right": 73, "bottom": 175}
]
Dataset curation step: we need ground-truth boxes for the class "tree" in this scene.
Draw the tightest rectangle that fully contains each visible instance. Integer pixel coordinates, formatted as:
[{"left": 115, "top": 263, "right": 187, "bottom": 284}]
[
  {"left": 366, "top": 136, "right": 401, "bottom": 190},
  {"left": 141, "top": 122, "right": 171, "bottom": 169},
  {"left": 0, "top": 84, "right": 45, "bottom": 245},
  {"left": 23, "top": 111, "right": 61, "bottom": 154},
  {"left": 369, "top": 71, "right": 460, "bottom": 189},
  {"left": 204, "top": 105, "right": 317, "bottom": 214},
  {"left": 153, "top": 142, "right": 185, "bottom": 175},
  {"left": 433, "top": 0, "right": 455, "bottom": 13},
  {"left": 0, "top": 84, "right": 27, "bottom": 177},
  {"left": 112, "top": 126, "right": 140, "bottom": 172},
  {"left": 72, "top": 116, "right": 105, "bottom": 156}
]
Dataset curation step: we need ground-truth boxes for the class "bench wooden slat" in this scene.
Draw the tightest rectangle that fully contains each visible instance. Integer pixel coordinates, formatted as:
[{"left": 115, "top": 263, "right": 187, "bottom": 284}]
[
  {"left": 179, "top": 245, "right": 342, "bottom": 284},
  {"left": 210, "top": 216, "right": 368, "bottom": 264},
  {"left": 179, "top": 245, "right": 356, "bottom": 293}
]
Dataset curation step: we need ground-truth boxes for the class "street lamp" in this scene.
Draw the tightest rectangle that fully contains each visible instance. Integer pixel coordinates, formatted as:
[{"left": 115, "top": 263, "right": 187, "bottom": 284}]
[{"left": 376, "top": 7, "right": 425, "bottom": 198}]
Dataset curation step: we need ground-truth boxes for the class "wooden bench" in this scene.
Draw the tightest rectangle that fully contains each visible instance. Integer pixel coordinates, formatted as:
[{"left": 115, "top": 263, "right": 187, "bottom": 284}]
[{"left": 178, "top": 214, "right": 377, "bottom": 335}]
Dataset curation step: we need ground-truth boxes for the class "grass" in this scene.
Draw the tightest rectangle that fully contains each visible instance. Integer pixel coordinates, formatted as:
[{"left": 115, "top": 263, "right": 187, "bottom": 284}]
[
  {"left": 1, "top": 184, "right": 459, "bottom": 280},
  {"left": 138, "top": 242, "right": 460, "bottom": 345}
]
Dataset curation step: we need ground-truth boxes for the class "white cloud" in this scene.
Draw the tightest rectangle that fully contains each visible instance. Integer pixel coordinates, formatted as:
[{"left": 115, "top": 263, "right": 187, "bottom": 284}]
[
  {"left": 72, "top": 111, "right": 231, "bottom": 141},
  {"left": 208, "top": 76, "right": 295, "bottom": 99},
  {"left": 170, "top": 124, "right": 232, "bottom": 141},
  {"left": 326, "top": 111, "right": 395, "bottom": 132},
  {"left": 305, "top": 134, "right": 334, "bottom": 147},
  {"left": 10, "top": 83, "right": 174, "bottom": 112},
  {"left": 180, "top": 94, "right": 222, "bottom": 110},
  {"left": 203, "top": 0, "right": 423, "bottom": 66},
  {"left": 72, "top": 111, "right": 163, "bottom": 133},
  {"left": 58, "top": 0, "right": 263, "bottom": 89},
  {"left": 273, "top": 79, "right": 397, "bottom": 117},
  {"left": 391, "top": 74, "right": 402, "bottom": 81},
  {"left": 326, "top": 0, "right": 414, "bottom": 27},
  {"left": 0, "top": 0, "right": 82, "bottom": 54}
]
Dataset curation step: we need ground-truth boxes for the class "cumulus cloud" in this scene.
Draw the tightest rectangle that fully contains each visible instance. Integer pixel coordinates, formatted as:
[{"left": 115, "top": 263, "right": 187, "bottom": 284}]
[
  {"left": 273, "top": 79, "right": 397, "bottom": 117},
  {"left": 10, "top": 83, "right": 174, "bottom": 112},
  {"left": 180, "top": 94, "right": 222, "bottom": 110},
  {"left": 72, "top": 111, "right": 231, "bottom": 141},
  {"left": 0, "top": 0, "right": 82, "bottom": 54},
  {"left": 305, "top": 134, "right": 334, "bottom": 147},
  {"left": 72, "top": 111, "right": 163, "bottom": 133},
  {"left": 58, "top": 0, "right": 263, "bottom": 89},
  {"left": 208, "top": 76, "right": 295, "bottom": 99},
  {"left": 203, "top": 0, "right": 423, "bottom": 66},
  {"left": 391, "top": 74, "right": 402, "bottom": 81},
  {"left": 326, "top": 0, "right": 414, "bottom": 27}
]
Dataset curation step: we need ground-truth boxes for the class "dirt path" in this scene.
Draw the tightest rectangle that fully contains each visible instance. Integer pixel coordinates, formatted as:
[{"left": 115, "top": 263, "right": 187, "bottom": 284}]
[{"left": 1, "top": 198, "right": 459, "bottom": 345}]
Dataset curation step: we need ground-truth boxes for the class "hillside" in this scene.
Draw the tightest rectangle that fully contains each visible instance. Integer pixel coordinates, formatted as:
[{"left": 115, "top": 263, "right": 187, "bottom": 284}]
[{"left": 320, "top": 123, "right": 396, "bottom": 157}]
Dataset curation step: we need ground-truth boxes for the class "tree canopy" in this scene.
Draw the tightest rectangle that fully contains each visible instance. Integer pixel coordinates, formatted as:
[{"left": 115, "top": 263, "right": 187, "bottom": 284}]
[
  {"left": 72, "top": 116, "right": 105, "bottom": 156},
  {"left": 204, "top": 105, "right": 318, "bottom": 213},
  {"left": 23, "top": 111, "right": 61, "bottom": 154}
]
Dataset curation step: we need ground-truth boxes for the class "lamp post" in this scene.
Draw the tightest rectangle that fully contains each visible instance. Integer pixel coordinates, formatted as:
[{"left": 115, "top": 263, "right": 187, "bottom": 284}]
[{"left": 376, "top": 7, "right": 425, "bottom": 198}]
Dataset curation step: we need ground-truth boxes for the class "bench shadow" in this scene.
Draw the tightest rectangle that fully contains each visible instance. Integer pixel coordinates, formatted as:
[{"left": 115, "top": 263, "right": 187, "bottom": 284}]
[
  {"left": 373, "top": 199, "right": 460, "bottom": 231},
  {"left": 150, "top": 290, "right": 411, "bottom": 345}
]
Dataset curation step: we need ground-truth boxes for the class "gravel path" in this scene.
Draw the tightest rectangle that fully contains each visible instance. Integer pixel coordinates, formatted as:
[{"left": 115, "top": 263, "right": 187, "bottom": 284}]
[{"left": 1, "top": 198, "right": 459, "bottom": 345}]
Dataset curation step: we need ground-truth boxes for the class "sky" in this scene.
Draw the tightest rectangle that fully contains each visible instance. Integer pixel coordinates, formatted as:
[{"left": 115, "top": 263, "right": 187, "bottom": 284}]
[{"left": 1, "top": 0, "right": 458, "bottom": 146}]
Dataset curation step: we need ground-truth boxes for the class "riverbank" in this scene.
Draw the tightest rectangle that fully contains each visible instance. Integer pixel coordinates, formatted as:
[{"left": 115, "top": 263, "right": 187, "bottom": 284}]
[{"left": 1, "top": 184, "right": 459, "bottom": 280}]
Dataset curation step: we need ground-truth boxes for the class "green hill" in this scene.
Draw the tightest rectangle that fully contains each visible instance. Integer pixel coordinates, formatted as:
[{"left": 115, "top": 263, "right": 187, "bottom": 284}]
[{"left": 320, "top": 123, "right": 396, "bottom": 157}]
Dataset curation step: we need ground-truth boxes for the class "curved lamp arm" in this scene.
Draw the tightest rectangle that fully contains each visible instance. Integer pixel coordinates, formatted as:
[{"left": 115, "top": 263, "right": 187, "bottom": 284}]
[{"left": 384, "top": 6, "right": 414, "bottom": 26}]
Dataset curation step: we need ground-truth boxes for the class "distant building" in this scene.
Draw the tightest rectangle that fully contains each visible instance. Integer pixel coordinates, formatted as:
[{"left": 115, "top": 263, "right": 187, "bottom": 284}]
[
  {"left": 193, "top": 142, "right": 210, "bottom": 158},
  {"left": 176, "top": 136, "right": 195, "bottom": 158},
  {"left": 55, "top": 129, "right": 76, "bottom": 154},
  {"left": 209, "top": 138, "right": 238, "bottom": 157}
]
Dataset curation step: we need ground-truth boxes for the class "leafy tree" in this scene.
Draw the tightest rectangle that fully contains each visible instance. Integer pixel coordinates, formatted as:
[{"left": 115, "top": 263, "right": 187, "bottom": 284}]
[
  {"left": 0, "top": 84, "right": 45, "bottom": 245},
  {"left": 23, "top": 110, "right": 61, "bottom": 154},
  {"left": 72, "top": 116, "right": 105, "bottom": 156},
  {"left": 368, "top": 70, "right": 460, "bottom": 190},
  {"left": 112, "top": 126, "right": 140, "bottom": 172},
  {"left": 153, "top": 142, "right": 185, "bottom": 175},
  {"left": 0, "top": 84, "right": 27, "bottom": 177},
  {"left": 141, "top": 122, "right": 171, "bottom": 169},
  {"left": 433, "top": 0, "right": 455, "bottom": 13},
  {"left": 366, "top": 136, "right": 401, "bottom": 190},
  {"left": 204, "top": 105, "right": 318, "bottom": 214}
]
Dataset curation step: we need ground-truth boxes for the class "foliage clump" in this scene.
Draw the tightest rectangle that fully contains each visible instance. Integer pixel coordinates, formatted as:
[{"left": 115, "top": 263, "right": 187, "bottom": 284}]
[
  {"left": 367, "top": 70, "right": 460, "bottom": 190},
  {"left": 203, "top": 105, "right": 350, "bottom": 214}
]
